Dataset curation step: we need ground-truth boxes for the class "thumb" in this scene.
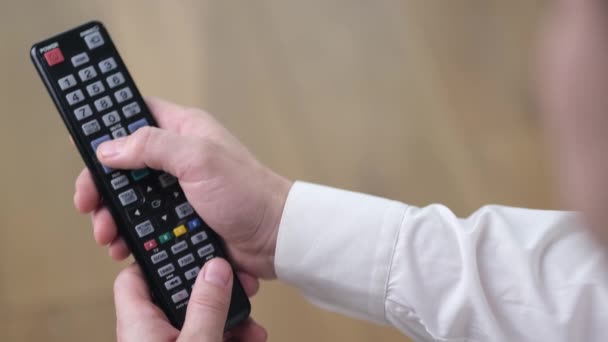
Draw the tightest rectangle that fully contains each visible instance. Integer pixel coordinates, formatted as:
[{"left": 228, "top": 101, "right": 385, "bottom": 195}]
[
  {"left": 178, "top": 258, "right": 234, "bottom": 342},
  {"left": 96, "top": 126, "right": 201, "bottom": 180}
]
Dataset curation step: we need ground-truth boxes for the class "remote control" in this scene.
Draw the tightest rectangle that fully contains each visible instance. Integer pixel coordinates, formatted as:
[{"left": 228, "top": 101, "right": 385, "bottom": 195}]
[{"left": 30, "top": 21, "right": 251, "bottom": 330}]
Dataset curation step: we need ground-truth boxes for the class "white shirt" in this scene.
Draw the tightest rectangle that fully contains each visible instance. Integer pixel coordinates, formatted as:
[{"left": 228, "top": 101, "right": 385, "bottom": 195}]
[{"left": 274, "top": 182, "right": 608, "bottom": 342}]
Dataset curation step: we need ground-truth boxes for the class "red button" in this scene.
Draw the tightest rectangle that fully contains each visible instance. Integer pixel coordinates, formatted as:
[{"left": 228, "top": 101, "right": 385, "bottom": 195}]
[
  {"left": 44, "top": 48, "right": 64, "bottom": 66},
  {"left": 144, "top": 239, "right": 158, "bottom": 251}
]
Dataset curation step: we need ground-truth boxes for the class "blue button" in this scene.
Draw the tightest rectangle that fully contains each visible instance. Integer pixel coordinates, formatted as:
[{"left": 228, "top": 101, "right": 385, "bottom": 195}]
[
  {"left": 128, "top": 118, "right": 149, "bottom": 133},
  {"left": 131, "top": 168, "right": 150, "bottom": 181},
  {"left": 187, "top": 218, "right": 202, "bottom": 231},
  {"left": 90, "top": 135, "right": 113, "bottom": 173}
]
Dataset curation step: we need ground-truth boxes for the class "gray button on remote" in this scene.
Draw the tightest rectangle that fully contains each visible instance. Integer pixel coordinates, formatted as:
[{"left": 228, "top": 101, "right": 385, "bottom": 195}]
[
  {"left": 165, "top": 276, "right": 182, "bottom": 290},
  {"left": 102, "top": 111, "right": 121, "bottom": 127},
  {"left": 171, "top": 241, "right": 188, "bottom": 255},
  {"left": 86, "top": 80, "right": 105, "bottom": 97},
  {"left": 175, "top": 203, "right": 194, "bottom": 219},
  {"left": 159, "top": 173, "right": 177, "bottom": 188},
  {"left": 118, "top": 189, "right": 138, "bottom": 206},
  {"left": 127, "top": 118, "right": 149, "bottom": 133},
  {"left": 66, "top": 89, "right": 85, "bottom": 106},
  {"left": 94, "top": 96, "right": 113, "bottom": 112},
  {"left": 171, "top": 289, "right": 189, "bottom": 303},
  {"left": 58, "top": 74, "right": 77, "bottom": 90},
  {"left": 135, "top": 220, "right": 155, "bottom": 238},
  {"left": 114, "top": 87, "right": 133, "bottom": 103},
  {"left": 82, "top": 119, "right": 101, "bottom": 136},
  {"left": 71, "top": 52, "right": 89, "bottom": 67},
  {"left": 74, "top": 104, "right": 93, "bottom": 121},
  {"left": 158, "top": 263, "right": 175, "bottom": 277},
  {"left": 110, "top": 175, "right": 129, "bottom": 190},
  {"left": 190, "top": 231, "right": 208, "bottom": 245},
  {"left": 151, "top": 250, "right": 168, "bottom": 264},
  {"left": 184, "top": 266, "right": 200, "bottom": 281},
  {"left": 78, "top": 65, "right": 97, "bottom": 82},
  {"left": 84, "top": 31, "right": 104, "bottom": 49},
  {"left": 177, "top": 253, "right": 195, "bottom": 268},
  {"left": 122, "top": 102, "right": 141, "bottom": 118},
  {"left": 112, "top": 127, "right": 127, "bottom": 139},
  {"left": 98, "top": 57, "right": 117, "bottom": 73},
  {"left": 197, "top": 244, "right": 215, "bottom": 258},
  {"left": 107, "top": 72, "right": 125, "bottom": 88}
]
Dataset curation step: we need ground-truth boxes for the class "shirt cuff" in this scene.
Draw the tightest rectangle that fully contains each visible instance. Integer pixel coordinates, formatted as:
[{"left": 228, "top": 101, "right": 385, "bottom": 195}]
[{"left": 275, "top": 181, "right": 408, "bottom": 323}]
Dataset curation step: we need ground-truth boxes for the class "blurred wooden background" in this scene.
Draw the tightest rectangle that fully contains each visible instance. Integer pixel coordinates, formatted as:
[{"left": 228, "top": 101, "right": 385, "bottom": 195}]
[{"left": 0, "top": 1, "right": 554, "bottom": 341}]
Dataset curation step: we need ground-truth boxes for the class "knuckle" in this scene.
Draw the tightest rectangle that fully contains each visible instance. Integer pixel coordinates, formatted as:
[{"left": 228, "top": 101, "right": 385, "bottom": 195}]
[{"left": 189, "top": 290, "right": 230, "bottom": 315}]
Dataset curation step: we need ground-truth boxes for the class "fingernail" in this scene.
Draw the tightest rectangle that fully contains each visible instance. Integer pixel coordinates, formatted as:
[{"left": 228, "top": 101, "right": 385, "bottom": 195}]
[
  {"left": 98, "top": 139, "right": 126, "bottom": 158},
  {"left": 203, "top": 258, "right": 231, "bottom": 288}
]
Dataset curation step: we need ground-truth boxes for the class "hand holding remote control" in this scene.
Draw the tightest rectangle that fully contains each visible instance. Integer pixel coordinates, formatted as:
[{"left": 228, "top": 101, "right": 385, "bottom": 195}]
[
  {"left": 114, "top": 259, "right": 267, "bottom": 342},
  {"left": 74, "top": 97, "right": 293, "bottom": 280}
]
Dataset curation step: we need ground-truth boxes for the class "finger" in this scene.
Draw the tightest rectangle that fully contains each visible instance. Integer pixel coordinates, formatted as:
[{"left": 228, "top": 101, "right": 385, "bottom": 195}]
[
  {"left": 224, "top": 319, "right": 267, "bottom": 342},
  {"left": 108, "top": 237, "right": 131, "bottom": 261},
  {"left": 96, "top": 126, "right": 205, "bottom": 181},
  {"left": 114, "top": 264, "right": 153, "bottom": 319},
  {"left": 92, "top": 206, "right": 118, "bottom": 246},
  {"left": 74, "top": 168, "right": 100, "bottom": 213},
  {"left": 145, "top": 97, "right": 191, "bottom": 133},
  {"left": 180, "top": 258, "right": 233, "bottom": 342},
  {"left": 236, "top": 272, "right": 260, "bottom": 298}
]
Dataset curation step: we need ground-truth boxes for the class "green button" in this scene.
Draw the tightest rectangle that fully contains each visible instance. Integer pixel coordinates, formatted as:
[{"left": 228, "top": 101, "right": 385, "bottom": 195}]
[
  {"left": 158, "top": 232, "right": 172, "bottom": 244},
  {"left": 131, "top": 168, "right": 150, "bottom": 181}
]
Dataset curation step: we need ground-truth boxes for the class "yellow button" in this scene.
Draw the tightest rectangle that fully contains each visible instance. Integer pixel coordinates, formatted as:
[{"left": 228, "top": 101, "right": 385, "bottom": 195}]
[{"left": 173, "top": 225, "right": 187, "bottom": 237}]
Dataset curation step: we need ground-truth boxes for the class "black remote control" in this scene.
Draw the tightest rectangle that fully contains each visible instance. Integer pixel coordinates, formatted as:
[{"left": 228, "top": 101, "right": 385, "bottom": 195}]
[{"left": 30, "top": 21, "right": 251, "bottom": 330}]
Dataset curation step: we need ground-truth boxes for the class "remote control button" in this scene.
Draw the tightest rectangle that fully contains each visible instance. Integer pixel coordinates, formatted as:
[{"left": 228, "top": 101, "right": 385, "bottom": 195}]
[
  {"left": 178, "top": 253, "right": 195, "bottom": 268},
  {"left": 144, "top": 239, "right": 158, "bottom": 251},
  {"left": 86, "top": 80, "right": 105, "bottom": 97},
  {"left": 173, "top": 225, "right": 187, "bottom": 238},
  {"left": 158, "top": 263, "right": 175, "bottom": 277},
  {"left": 159, "top": 232, "right": 173, "bottom": 244},
  {"left": 171, "top": 241, "right": 188, "bottom": 255},
  {"left": 118, "top": 189, "right": 138, "bottom": 206},
  {"left": 107, "top": 72, "right": 125, "bottom": 89},
  {"left": 165, "top": 276, "right": 182, "bottom": 290},
  {"left": 78, "top": 66, "right": 98, "bottom": 82},
  {"left": 114, "top": 87, "right": 133, "bottom": 103},
  {"left": 44, "top": 48, "right": 64, "bottom": 66},
  {"left": 131, "top": 168, "right": 150, "bottom": 181},
  {"left": 66, "top": 89, "right": 85, "bottom": 106},
  {"left": 175, "top": 203, "right": 194, "bottom": 220},
  {"left": 122, "top": 102, "right": 141, "bottom": 118},
  {"left": 94, "top": 96, "right": 113, "bottom": 112},
  {"left": 197, "top": 244, "right": 215, "bottom": 258},
  {"left": 184, "top": 266, "right": 200, "bottom": 281},
  {"left": 82, "top": 119, "right": 101, "bottom": 136},
  {"left": 127, "top": 206, "right": 146, "bottom": 222},
  {"left": 151, "top": 250, "right": 168, "bottom": 264},
  {"left": 98, "top": 57, "right": 117, "bottom": 73},
  {"left": 102, "top": 111, "right": 121, "bottom": 127},
  {"left": 190, "top": 231, "right": 208, "bottom": 245},
  {"left": 71, "top": 52, "right": 90, "bottom": 67},
  {"left": 171, "top": 289, "right": 189, "bottom": 303},
  {"left": 127, "top": 118, "right": 149, "bottom": 133},
  {"left": 90, "top": 135, "right": 113, "bottom": 173},
  {"left": 74, "top": 104, "right": 93, "bottom": 121},
  {"left": 134, "top": 220, "right": 155, "bottom": 238},
  {"left": 84, "top": 31, "right": 104, "bottom": 49},
  {"left": 112, "top": 127, "right": 127, "bottom": 139},
  {"left": 147, "top": 197, "right": 163, "bottom": 211},
  {"left": 58, "top": 74, "right": 77, "bottom": 91},
  {"left": 187, "top": 218, "right": 203, "bottom": 231},
  {"left": 158, "top": 211, "right": 171, "bottom": 224},
  {"left": 158, "top": 173, "right": 177, "bottom": 188},
  {"left": 110, "top": 175, "right": 129, "bottom": 190}
]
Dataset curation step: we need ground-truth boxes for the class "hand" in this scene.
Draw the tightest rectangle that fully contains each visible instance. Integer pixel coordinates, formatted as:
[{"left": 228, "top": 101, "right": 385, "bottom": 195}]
[
  {"left": 538, "top": 0, "right": 608, "bottom": 244},
  {"left": 74, "top": 97, "right": 292, "bottom": 278},
  {"left": 115, "top": 258, "right": 267, "bottom": 341}
]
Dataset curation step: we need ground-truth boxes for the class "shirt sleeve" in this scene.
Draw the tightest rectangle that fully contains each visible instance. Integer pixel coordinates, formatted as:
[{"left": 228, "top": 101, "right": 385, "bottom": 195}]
[{"left": 274, "top": 181, "right": 608, "bottom": 342}]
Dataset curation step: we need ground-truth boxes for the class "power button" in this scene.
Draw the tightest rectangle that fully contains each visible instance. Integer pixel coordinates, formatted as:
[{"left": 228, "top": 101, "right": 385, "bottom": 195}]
[{"left": 44, "top": 48, "right": 64, "bottom": 66}]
